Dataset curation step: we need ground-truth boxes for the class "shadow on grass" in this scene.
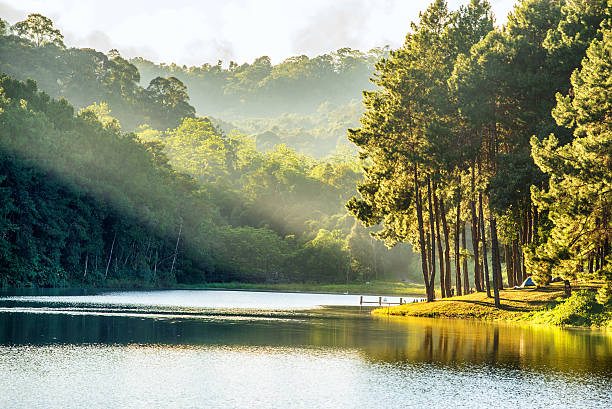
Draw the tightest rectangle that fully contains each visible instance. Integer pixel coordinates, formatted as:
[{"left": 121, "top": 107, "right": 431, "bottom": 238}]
[{"left": 439, "top": 295, "right": 555, "bottom": 312}]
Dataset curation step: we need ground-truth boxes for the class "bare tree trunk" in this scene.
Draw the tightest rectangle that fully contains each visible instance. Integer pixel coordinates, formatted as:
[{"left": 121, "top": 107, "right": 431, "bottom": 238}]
[
  {"left": 479, "top": 193, "right": 491, "bottom": 298},
  {"left": 105, "top": 232, "right": 116, "bottom": 278},
  {"left": 170, "top": 221, "right": 183, "bottom": 278},
  {"left": 123, "top": 240, "right": 135, "bottom": 267},
  {"left": 462, "top": 223, "right": 469, "bottom": 294},
  {"left": 153, "top": 249, "right": 158, "bottom": 280},
  {"left": 83, "top": 254, "right": 88, "bottom": 279}
]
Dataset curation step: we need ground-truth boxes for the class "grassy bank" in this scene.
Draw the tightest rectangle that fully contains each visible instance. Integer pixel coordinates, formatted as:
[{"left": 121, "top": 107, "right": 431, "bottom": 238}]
[
  {"left": 5, "top": 280, "right": 426, "bottom": 296},
  {"left": 373, "top": 283, "right": 612, "bottom": 328},
  {"left": 173, "top": 281, "right": 426, "bottom": 296}
]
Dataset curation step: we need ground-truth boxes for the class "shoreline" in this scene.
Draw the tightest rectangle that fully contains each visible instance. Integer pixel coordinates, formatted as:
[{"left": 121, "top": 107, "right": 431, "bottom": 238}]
[
  {"left": 0, "top": 280, "right": 427, "bottom": 297},
  {"left": 372, "top": 283, "right": 612, "bottom": 329}
]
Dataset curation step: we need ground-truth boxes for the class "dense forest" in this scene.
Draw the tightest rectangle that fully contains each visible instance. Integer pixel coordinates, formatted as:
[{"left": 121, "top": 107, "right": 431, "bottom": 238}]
[
  {"left": 0, "top": 0, "right": 611, "bottom": 301},
  {"left": 131, "top": 49, "right": 385, "bottom": 157},
  {"left": 347, "top": 0, "right": 612, "bottom": 304},
  {"left": 0, "top": 14, "right": 416, "bottom": 287}
]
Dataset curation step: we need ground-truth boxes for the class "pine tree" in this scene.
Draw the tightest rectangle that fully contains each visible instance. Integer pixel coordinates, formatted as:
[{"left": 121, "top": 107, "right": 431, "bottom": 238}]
[{"left": 530, "top": 27, "right": 612, "bottom": 300}]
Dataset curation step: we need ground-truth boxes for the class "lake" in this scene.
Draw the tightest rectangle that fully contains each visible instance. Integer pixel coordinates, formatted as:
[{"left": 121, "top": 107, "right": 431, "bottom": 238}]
[{"left": 0, "top": 289, "right": 611, "bottom": 408}]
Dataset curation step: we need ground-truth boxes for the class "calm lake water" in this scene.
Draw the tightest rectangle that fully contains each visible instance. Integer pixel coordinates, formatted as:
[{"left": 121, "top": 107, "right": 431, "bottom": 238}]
[{"left": 0, "top": 289, "right": 611, "bottom": 408}]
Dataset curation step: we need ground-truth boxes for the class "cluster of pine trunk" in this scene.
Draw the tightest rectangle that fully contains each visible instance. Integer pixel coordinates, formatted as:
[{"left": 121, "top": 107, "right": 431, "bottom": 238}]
[{"left": 414, "top": 162, "right": 540, "bottom": 308}]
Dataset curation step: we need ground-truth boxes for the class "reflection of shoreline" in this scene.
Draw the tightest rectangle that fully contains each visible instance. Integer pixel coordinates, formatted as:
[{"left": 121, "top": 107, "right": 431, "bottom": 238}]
[
  {"left": 1, "top": 305, "right": 611, "bottom": 378},
  {"left": 365, "top": 315, "right": 612, "bottom": 376}
]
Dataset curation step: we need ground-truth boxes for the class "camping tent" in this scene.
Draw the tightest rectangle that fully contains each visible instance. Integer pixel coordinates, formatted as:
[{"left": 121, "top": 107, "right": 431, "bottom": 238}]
[{"left": 520, "top": 277, "right": 536, "bottom": 287}]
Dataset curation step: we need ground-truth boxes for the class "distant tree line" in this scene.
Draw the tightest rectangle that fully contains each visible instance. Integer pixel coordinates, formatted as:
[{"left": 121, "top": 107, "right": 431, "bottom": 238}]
[{"left": 132, "top": 47, "right": 388, "bottom": 118}]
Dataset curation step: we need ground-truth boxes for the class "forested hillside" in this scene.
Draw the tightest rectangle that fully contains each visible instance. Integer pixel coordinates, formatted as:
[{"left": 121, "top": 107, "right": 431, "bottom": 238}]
[
  {"left": 1, "top": 0, "right": 611, "bottom": 298},
  {"left": 0, "top": 16, "right": 195, "bottom": 131},
  {"left": 0, "top": 14, "right": 417, "bottom": 287},
  {"left": 132, "top": 49, "right": 387, "bottom": 157},
  {"left": 132, "top": 48, "right": 385, "bottom": 117}
]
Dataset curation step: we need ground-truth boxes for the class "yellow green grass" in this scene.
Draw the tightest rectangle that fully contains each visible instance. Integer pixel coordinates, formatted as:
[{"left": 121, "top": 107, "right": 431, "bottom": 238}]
[
  {"left": 373, "top": 283, "right": 611, "bottom": 328},
  {"left": 174, "top": 280, "right": 425, "bottom": 295}
]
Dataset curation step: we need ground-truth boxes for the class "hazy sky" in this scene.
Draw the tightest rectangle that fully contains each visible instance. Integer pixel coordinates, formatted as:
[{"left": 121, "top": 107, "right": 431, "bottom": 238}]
[{"left": 1, "top": 0, "right": 515, "bottom": 66}]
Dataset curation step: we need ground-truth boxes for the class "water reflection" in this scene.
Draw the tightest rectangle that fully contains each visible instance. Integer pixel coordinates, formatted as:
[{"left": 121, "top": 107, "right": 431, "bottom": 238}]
[
  {"left": 368, "top": 316, "right": 612, "bottom": 376},
  {"left": 1, "top": 304, "right": 610, "bottom": 377},
  {"left": 1, "top": 290, "right": 611, "bottom": 408}
]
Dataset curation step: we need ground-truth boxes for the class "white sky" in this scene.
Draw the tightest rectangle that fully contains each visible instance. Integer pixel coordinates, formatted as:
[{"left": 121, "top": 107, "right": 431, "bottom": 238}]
[{"left": 1, "top": 0, "right": 515, "bottom": 66}]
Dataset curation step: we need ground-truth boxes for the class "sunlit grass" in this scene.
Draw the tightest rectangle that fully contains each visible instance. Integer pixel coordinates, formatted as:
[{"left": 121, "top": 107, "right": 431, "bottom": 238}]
[
  {"left": 373, "top": 282, "right": 611, "bottom": 327},
  {"left": 174, "top": 280, "right": 425, "bottom": 295}
]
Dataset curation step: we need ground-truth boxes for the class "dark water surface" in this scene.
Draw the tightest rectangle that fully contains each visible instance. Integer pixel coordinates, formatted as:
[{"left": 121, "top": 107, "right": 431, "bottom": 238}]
[{"left": 0, "top": 289, "right": 610, "bottom": 408}]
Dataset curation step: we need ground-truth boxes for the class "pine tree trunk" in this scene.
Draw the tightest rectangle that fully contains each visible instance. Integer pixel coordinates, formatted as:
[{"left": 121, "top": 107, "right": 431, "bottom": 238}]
[
  {"left": 440, "top": 197, "right": 452, "bottom": 297},
  {"left": 479, "top": 193, "right": 491, "bottom": 298},
  {"left": 489, "top": 214, "right": 502, "bottom": 307},
  {"left": 427, "top": 178, "right": 437, "bottom": 299},
  {"left": 470, "top": 163, "right": 481, "bottom": 292},
  {"left": 513, "top": 238, "right": 522, "bottom": 284},
  {"left": 415, "top": 168, "right": 433, "bottom": 301},
  {"left": 527, "top": 205, "right": 532, "bottom": 245},
  {"left": 505, "top": 243, "right": 514, "bottom": 287},
  {"left": 426, "top": 231, "right": 433, "bottom": 285},
  {"left": 521, "top": 210, "right": 528, "bottom": 280},
  {"left": 493, "top": 226, "right": 503, "bottom": 290},
  {"left": 532, "top": 205, "right": 539, "bottom": 245},
  {"left": 462, "top": 223, "right": 469, "bottom": 294},
  {"left": 470, "top": 201, "right": 481, "bottom": 292},
  {"left": 455, "top": 190, "right": 462, "bottom": 296},
  {"left": 434, "top": 188, "right": 446, "bottom": 298}
]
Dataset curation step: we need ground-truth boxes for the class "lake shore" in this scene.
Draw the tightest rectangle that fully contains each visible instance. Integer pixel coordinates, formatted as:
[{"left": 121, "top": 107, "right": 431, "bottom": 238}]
[
  {"left": 26, "top": 279, "right": 426, "bottom": 297},
  {"left": 172, "top": 280, "right": 425, "bottom": 296},
  {"left": 372, "top": 282, "right": 612, "bottom": 329}
]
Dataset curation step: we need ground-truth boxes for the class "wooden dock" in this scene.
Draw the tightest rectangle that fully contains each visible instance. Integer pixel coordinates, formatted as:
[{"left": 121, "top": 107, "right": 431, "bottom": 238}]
[{"left": 359, "top": 296, "right": 426, "bottom": 306}]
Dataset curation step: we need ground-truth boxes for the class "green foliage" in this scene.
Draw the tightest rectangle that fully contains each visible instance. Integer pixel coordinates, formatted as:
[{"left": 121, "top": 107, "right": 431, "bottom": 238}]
[
  {"left": 12, "top": 13, "right": 65, "bottom": 48},
  {"left": 0, "top": 74, "right": 208, "bottom": 286},
  {"left": 524, "top": 290, "right": 610, "bottom": 327},
  {"left": 132, "top": 48, "right": 386, "bottom": 118},
  {"left": 0, "top": 18, "right": 8, "bottom": 36},
  {"left": 530, "top": 27, "right": 612, "bottom": 284},
  {"left": 0, "top": 23, "right": 195, "bottom": 131},
  {"left": 0, "top": 70, "right": 419, "bottom": 287},
  {"left": 137, "top": 114, "right": 420, "bottom": 283},
  {"left": 131, "top": 48, "right": 387, "bottom": 158}
]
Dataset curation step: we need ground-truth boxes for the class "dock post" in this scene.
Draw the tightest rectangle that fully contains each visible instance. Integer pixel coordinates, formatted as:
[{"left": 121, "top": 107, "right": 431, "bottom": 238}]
[
  {"left": 379, "top": 296, "right": 382, "bottom": 306},
  {"left": 360, "top": 295, "right": 363, "bottom": 305},
  {"left": 400, "top": 297, "right": 403, "bottom": 305}
]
